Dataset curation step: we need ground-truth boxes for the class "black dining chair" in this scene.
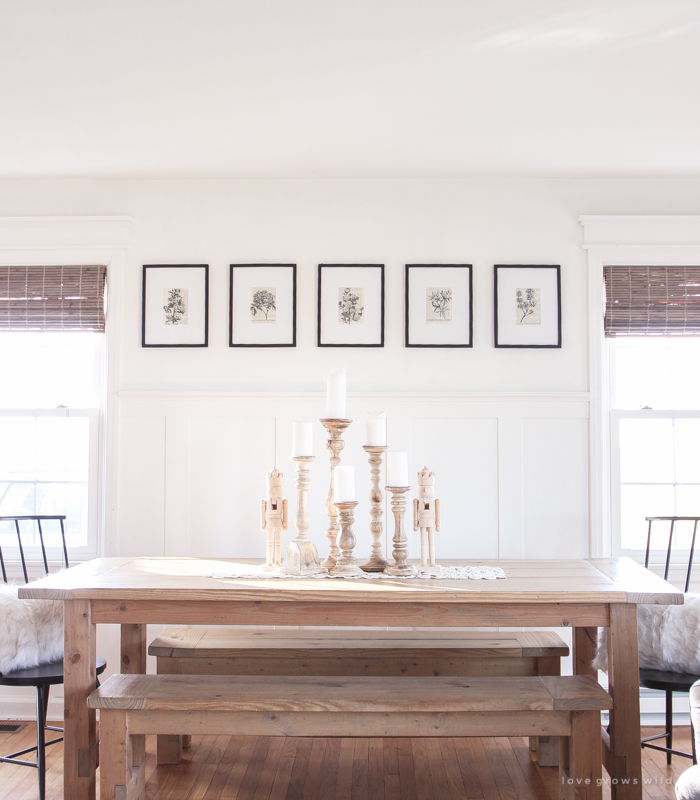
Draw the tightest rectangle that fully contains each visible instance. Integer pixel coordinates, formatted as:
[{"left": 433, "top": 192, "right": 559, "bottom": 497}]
[
  {"left": 640, "top": 516, "right": 700, "bottom": 765},
  {"left": 0, "top": 515, "right": 106, "bottom": 800}
]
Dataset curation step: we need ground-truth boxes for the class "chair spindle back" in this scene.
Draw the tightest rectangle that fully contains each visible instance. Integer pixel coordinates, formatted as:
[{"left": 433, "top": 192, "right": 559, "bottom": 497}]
[
  {"left": 0, "top": 516, "right": 69, "bottom": 585},
  {"left": 645, "top": 516, "right": 700, "bottom": 593}
]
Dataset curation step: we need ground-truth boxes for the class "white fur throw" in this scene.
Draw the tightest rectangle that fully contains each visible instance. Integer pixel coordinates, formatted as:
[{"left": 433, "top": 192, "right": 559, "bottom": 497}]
[
  {"left": 0, "top": 584, "right": 63, "bottom": 674},
  {"left": 593, "top": 593, "right": 700, "bottom": 674}
]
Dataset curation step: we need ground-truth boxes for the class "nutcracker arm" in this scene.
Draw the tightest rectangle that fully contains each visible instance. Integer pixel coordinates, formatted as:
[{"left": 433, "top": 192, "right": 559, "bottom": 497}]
[
  {"left": 282, "top": 499, "right": 289, "bottom": 532},
  {"left": 260, "top": 500, "right": 267, "bottom": 531},
  {"left": 435, "top": 498, "right": 441, "bottom": 532},
  {"left": 413, "top": 498, "right": 419, "bottom": 531}
]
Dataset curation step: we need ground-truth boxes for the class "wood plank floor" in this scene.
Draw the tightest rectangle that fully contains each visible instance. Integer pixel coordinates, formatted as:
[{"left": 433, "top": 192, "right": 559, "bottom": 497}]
[{"left": 0, "top": 723, "right": 688, "bottom": 799}]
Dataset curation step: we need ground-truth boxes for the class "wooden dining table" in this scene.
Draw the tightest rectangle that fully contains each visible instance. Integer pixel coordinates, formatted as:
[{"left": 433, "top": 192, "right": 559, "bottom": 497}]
[{"left": 20, "top": 556, "right": 681, "bottom": 800}]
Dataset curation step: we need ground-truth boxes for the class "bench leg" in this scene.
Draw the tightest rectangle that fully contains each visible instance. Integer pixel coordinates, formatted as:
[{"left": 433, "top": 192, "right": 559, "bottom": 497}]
[
  {"left": 156, "top": 655, "right": 185, "bottom": 764},
  {"left": 99, "top": 711, "right": 128, "bottom": 800},
  {"left": 559, "top": 711, "right": 602, "bottom": 800},
  {"left": 533, "top": 655, "right": 562, "bottom": 767},
  {"left": 121, "top": 623, "right": 147, "bottom": 776}
]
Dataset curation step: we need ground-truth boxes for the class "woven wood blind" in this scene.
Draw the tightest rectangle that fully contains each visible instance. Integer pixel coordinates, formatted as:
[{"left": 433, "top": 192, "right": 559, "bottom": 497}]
[
  {"left": 0, "top": 265, "right": 106, "bottom": 331},
  {"left": 604, "top": 265, "right": 700, "bottom": 336}
]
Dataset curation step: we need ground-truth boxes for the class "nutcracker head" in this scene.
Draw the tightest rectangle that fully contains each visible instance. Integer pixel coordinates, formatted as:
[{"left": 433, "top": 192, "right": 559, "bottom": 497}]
[
  {"left": 417, "top": 466, "right": 435, "bottom": 497},
  {"left": 267, "top": 469, "right": 284, "bottom": 498}
]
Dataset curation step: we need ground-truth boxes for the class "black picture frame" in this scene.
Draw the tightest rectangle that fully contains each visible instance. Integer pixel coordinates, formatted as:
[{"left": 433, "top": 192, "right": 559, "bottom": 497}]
[
  {"left": 142, "top": 264, "right": 209, "bottom": 348},
  {"left": 317, "top": 264, "right": 385, "bottom": 347},
  {"left": 229, "top": 264, "right": 297, "bottom": 348},
  {"left": 405, "top": 264, "right": 473, "bottom": 348},
  {"left": 494, "top": 264, "right": 561, "bottom": 348}
]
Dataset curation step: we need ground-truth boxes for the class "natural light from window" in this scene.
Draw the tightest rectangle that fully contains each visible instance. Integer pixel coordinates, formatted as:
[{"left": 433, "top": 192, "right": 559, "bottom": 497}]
[
  {"left": 611, "top": 338, "right": 700, "bottom": 552},
  {"left": 0, "top": 332, "right": 102, "bottom": 551}
]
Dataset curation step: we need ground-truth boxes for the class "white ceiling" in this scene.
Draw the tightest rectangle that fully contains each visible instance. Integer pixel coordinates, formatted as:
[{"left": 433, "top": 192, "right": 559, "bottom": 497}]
[{"left": 1, "top": 0, "right": 699, "bottom": 178}]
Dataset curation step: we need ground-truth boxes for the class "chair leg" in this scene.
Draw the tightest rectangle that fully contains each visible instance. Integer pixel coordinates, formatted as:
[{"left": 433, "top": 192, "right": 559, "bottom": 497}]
[
  {"left": 36, "top": 685, "right": 46, "bottom": 800},
  {"left": 666, "top": 689, "right": 673, "bottom": 766}
]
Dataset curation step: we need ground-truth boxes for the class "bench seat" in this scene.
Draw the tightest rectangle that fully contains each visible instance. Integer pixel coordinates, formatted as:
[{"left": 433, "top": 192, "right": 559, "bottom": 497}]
[
  {"left": 149, "top": 627, "right": 569, "bottom": 765},
  {"left": 90, "top": 673, "right": 610, "bottom": 800}
]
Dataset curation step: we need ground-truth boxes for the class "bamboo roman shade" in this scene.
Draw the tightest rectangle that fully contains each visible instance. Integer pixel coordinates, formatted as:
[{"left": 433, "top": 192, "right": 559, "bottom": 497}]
[
  {"left": 0, "top": 265, "right": 106, "bottom": 331},
  {"left": 604, "top": 265, "right": 700, "bottom": 336}
]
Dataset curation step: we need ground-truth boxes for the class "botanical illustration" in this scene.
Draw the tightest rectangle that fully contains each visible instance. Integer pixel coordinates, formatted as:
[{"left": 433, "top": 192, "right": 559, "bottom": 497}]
[
  {"left": 515, "top": 288, "right": 541, "bottom": 325},
  {"left": 338, "top": 287, "right": 364, "bottom": 325},
  {"left": 163, "top": 288, "right": 188, "bottom": 325},
  {"left": 426, "top": 287, "right": 452, "bottom": 323},
  {"left": 250, "top": 287, "right": 277, "bottom": 323}
]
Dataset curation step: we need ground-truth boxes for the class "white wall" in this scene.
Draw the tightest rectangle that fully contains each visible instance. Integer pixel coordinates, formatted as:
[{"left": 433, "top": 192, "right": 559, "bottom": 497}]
[{"left": 2, "top": 177, "right": 700, "bottom": 719}]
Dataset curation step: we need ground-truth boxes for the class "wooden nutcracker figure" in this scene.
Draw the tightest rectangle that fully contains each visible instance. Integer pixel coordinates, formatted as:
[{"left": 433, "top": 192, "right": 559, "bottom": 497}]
[
  {"left": 413, "top": 466, "right": 441, "bottom": 574},
  {"left": 260, "top": 468, "right": 288, "bottom": 569}
]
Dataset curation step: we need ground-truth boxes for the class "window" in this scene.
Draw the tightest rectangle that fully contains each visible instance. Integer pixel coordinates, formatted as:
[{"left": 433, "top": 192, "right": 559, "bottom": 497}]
[
  {"left": 0, "top": 264, "right": 106, "bottom": 562},
  {"left": 610, "top": 338, "right": 700, "bottom": 555}
]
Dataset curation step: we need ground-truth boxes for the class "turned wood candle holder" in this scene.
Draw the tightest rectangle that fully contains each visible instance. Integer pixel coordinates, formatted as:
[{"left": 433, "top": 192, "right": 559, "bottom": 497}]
[
  {"left": 282, "top": 456, "right": 326, "bottom": 576},
  {"left": 319, "top": 418, "right": 352, "bottom": 569},
  {"left": 383, "top": 486, "right": 417, "bottom": 577},
  {"left": 361, "top": 445, "right": 390, "bottom": 572},
  {"left": 330, "top": 500, "right": 364, "bottom": 577}
]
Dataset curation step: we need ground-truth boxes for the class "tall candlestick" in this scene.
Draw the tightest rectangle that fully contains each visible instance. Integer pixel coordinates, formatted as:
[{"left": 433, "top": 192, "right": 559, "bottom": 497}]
[
  {"left": 333, "top": 465, "right": 355, "bottom": 502},
  {"left": 330, "top": 500, "right": 364, "bottom": 577},
  {"left": 361, "top": 445, "right": 390, "bottom": 572},
  {"left": 326, "top": 368, "right": 347, "bottom": 419},
  {"left": 387, "top": 451, "right": 408, "bottom": 488},
  {"left": 384, "top": 485, "right": 417, "bottom": 577},
  {"left": 366, "top": 412, "right": 386, "bottom": 446},
  {"left": 282, "top": 455, "right": 325, "bottom": 576},
  {"left": 319, "top": 417, "right": 352, "bottom": 569},
  {"left": 292, "top": 421, "right": 313, "bottom": 457}
]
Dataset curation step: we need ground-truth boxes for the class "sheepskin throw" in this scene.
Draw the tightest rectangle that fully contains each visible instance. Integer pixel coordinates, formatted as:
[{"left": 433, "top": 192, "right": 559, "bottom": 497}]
[
  {"left": 593, "top": 593, "right": 700, "bottom": 674},
  {"left": 0, "top": 584, "right": 63, "bottom": 674}
]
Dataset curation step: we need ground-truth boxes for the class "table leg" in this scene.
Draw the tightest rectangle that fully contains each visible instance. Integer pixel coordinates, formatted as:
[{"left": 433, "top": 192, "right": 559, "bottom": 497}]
[
  {"left": 64, "top": 599, "right": 97, "bottom": 800},
  {"left": 121, "top": 623, "right": 147, "bottom": 782},
  {"left": 607, "top": 604, "right": 642, "bottom": 800},
  {"left": 573, "top": 627, "right": 597, "bottom": 677}
]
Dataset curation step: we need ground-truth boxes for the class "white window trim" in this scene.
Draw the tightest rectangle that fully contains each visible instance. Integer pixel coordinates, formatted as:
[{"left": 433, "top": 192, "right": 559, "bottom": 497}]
[
  {"left": 580, "top": 215, "right": 700, "bottom": 559},
  {"left": 0, "top": 216, "right": 131, "bottom": 561}
]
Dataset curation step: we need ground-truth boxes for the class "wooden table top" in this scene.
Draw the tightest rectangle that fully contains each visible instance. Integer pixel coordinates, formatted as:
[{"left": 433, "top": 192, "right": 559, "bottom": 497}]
[{"left": 18, "top": 556, "right": 682, "bottom": 606}]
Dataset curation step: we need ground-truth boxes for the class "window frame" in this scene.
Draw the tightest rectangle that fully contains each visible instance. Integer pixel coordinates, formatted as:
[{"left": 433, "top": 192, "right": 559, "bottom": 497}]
[
  {"left": 0, "top": 406, "right": 101, "bottom": 563},
  {"left": 610, "top": 407, "right": 700, "bottom": 559}
]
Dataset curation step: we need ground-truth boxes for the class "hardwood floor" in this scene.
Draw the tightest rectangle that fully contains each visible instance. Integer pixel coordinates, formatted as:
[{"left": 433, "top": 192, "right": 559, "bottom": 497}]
[{"left": 0, "top": 723, "right": 689, "bottom": 799}]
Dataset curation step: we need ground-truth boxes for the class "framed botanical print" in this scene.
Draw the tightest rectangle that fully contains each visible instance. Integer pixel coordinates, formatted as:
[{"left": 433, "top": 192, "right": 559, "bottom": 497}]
[
  {"left": 142, "top": 264, "right": 209, "bottom": 347},
  {"left": 229, "top": 264, "right": 296, "bottom": 347},
  {"left": 494, "top": 265, "right": 561, "bottom": 348},
  {"left": 405, "top": 264, "right": 473, "bottom": 347},
  {"left": 317, "top": 264, "right": 384, "bottom": 347}
]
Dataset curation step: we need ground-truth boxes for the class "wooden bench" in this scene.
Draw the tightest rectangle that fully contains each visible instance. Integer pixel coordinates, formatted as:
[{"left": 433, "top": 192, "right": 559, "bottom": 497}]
[
  {"left": 149, "top": 627, "right": 569, "bottom": 766},
  {"left": 90, "top": 673, "right": 610, "bottom": 800}
]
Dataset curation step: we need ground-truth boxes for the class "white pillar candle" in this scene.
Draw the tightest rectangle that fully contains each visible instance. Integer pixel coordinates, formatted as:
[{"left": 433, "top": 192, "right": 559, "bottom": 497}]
[
  {"left": 333, "top": 465, "right": 355, "bottom": 502},
  {"left": 387, "top": 451, "right": 409, "bottom": 487},
  {"left": 325, "top": 368, "right": 347, "bottom": 419},
  {"left": 366, "top": 412, "right": 386, "bottom": 446},
  {"left": 292, "top": 420, "right": 313, "bottom": 457}
]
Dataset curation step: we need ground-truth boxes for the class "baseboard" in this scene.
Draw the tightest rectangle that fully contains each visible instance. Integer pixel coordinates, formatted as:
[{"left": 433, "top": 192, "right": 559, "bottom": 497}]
[{"left": 0, "top": 698, "right": 63, "bottom": 722}]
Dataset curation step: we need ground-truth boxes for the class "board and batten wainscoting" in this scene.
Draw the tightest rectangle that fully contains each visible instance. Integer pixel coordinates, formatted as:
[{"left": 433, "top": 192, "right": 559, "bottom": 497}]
[{"left": 112, "top": 390, "right": 590, "bottom": 561}]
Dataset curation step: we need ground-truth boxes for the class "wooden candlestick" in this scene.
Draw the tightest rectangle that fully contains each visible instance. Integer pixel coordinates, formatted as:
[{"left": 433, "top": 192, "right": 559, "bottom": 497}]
[
  {"left": 361, "top": 445, "right": 390, "bottom": 572},
  {"left": 282, "top": 456, "right": 326, "bottom": 576},
  {"left": 319, "top": 418, "right": 352, "bottom": 569},
  {"left": 330, "top": 500, "right": 364, "bottom": 577},
  {"left": 383, "top": 486, "right": 417, "bottom": 576}
]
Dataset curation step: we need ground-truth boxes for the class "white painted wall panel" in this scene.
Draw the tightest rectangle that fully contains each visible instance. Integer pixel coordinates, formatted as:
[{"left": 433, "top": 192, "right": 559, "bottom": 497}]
[
  {"left": 521, "top": 418, "right": 589, "bottom": 559},
  {"left": 188, "top": 416, "right": 276, "bottom": 558},
  {"left": 116, "top": 416, "right": 166, "bottom": 556},
  {"left": 410, "top": 418, "right": 498, "bottom": 559}
]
